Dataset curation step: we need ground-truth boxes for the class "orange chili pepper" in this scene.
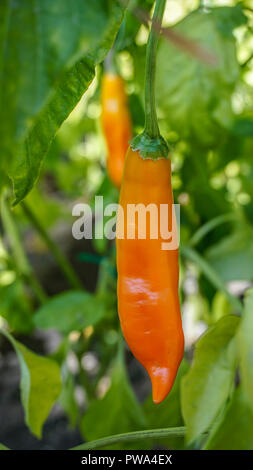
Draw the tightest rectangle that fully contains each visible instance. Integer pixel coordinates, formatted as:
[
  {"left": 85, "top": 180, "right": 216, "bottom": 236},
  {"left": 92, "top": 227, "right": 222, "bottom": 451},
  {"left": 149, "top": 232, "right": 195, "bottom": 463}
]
[
  {"left": 116, "top": 147, "right": 184, "bottom": 404},
  {"left": 101, "top": 73, "right": 132, "bottom": 188}
]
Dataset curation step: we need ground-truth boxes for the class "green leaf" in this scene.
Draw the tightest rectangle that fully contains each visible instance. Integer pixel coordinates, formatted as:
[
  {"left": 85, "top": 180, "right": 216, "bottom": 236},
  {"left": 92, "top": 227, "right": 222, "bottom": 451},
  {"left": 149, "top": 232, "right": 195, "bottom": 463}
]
[
  {"left": 143, "top": 360, "right": 189, "bottom": 450},
  {"left": 9, "top": 58, "right": 95, "bottom": 205},
  {"left": 0, "top": 329, "right": 62, "bottom": 438},
  {"left": 181, "top": 245, "right": 242, "bottom": 313},
  {"left": 0, "top": 443, "right": 10, "bottom": 450},
  {"left": 204, "top": 386, "right": 253, "bottom": 450},
  {"left": 115, "top": 0, "right": 153, "bottom": 51},
  {"left": 0, "top": 280, "right": 34, "bottom": 334},
  {"left": 206, "top": 225, "right": 253, "bottom": 282},
  {"left": 2, "top": 0, "right": 126, "bottom": 202},
  {"left": 34, "top": 291, "right": 106, "bottom": 334},
  {"left": 156, "top": 7, "right": 240, "bottom": 147},
  {"left": 181, "top": 315, "right": 240, "bottom": 444},
  {"left": 211, "top": 5, "right": 247, "bottom": 38},
  {"left": 81, "top": 345, "right": 147, "bottom": 450},
  {"left": 237, "top": 289, "right": 253, "bottom": 411}
]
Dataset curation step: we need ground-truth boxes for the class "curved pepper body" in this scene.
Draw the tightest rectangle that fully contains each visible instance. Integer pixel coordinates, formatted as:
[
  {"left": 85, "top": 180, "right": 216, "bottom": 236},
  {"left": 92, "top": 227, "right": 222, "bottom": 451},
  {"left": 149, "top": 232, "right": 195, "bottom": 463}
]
[
  {"left": 101, "top": 73, "right": 132, "bottom": 188},
  {"left": 116, "top": 147, "right": 184, "bottom": 404}
]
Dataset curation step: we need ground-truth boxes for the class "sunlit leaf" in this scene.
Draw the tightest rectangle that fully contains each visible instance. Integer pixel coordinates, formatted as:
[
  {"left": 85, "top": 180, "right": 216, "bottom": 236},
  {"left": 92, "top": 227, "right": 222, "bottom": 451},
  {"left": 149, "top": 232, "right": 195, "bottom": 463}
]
[
  {"left": 1, "top": 0, "right": 126, "bottom": 202},
  {"left": 237, "top": 289, "right": 253, "bottom": 411},
  {"left": 181, "top": 315, "right": 240, "bottom": 444},
  {"left": 0, "top": 280, "right": 34, "bottom": 334},
  {"left": 0, "top": 443, "right": 9, "bottom": 450},
  {"left": 204, "top": 386, "right": 253, "bottom": 450},
  {"left": 0, "top": 329, "right": 62, "bottom": 438},
  {"left": 156, "top": 7, "right": 244, "bottom": 146},
  {"left": 34, "top": 291, "right": 106, "bottom": 334},
  {"left": 206, "top": 226, "right": 253, "bottom": 282}
]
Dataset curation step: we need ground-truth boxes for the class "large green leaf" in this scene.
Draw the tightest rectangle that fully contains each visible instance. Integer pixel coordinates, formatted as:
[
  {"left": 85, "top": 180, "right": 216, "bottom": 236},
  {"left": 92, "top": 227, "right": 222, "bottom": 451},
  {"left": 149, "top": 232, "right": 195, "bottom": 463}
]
[
  {"left": 181, "top": 315, "right": 240, "bottom": 444},
  {"left": 204, "top": 386, "right": 253, "bottom": 450},
  {"left": 10, "top": 58, "right": 95, "bottom": 205},
  {"left": 0, "top": 329, "right": 62, "bottom": 438},
  {"left": 34, "top": 290, "right": 106, "bottom": 334},
  {"left": 143, "top": 359, "right": 189, "bottom": 450},
  {"left": 1, "top": 0, "right": 126, "bottom": 202},
  {"left": 237, "top": 289, "right": 253, "bottom": 411},
  {"left": 80, "top": 345, "right": 147, "bottom": 450},
  {"left": 156, "top": 6, "right": 245, "bottom": 146}
]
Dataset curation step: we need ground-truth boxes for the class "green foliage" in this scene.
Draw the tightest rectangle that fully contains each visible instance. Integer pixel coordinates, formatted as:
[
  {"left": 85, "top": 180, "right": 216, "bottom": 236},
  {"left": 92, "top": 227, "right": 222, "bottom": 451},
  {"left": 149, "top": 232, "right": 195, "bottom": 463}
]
[
  {"left": 0, "top": 329, "right": 62, "bottom": 438},
  {"left": 0, "top": 280, "right": 34, "bottom": 334},
  {"left": 0, "top": 237, "right": 34, "bottom": 333},
  {"left": 9, "top": 58, "right": 95, "bottom": 205},
  {"left": 201, "top": 291, "right": 253, "bottom": 450},
  {"left": 206, "top": 224, "right": 253, "bottom": 281},
  {"left": 115, "top": 0, "right": 153, "bottom": 51},
  {"left": 204, "top": 386, "right": 253, "bottom": 450},
  {"left": 143, "top": 360, "right": 189, "bottom": 450},
  {"left": 181, "top": 315, "right": 240, "bottom": 444},
  {"left": 156, "top": 6, "right": 246, "bottom": 146},
  {"left": 34, "top": 291, "right": 106, "bottom": 334},
  {"left": 0, "top": 443, "right": 9, "bottom": 450},
  {"left": 211, "top": 5, "right": 247, "bottom": 37},
  {"left": 80, "top": 344, "right": 147, "bottom": 449},
  {"left": 181, "top": 246, "right": 242, "bottom": 312},
  {"left": 237, "top": 289, "right": 253, "bottom": 412},
  {"left": 1, "top": 0, "right": 127, "bottom": 203}
]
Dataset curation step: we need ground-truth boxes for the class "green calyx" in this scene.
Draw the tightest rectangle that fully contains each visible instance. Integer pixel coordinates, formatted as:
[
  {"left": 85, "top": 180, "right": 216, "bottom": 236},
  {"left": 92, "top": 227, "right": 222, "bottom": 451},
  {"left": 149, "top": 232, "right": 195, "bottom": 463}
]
[{"left": 130, "top": 131, "right": 169, "bottom": 160}]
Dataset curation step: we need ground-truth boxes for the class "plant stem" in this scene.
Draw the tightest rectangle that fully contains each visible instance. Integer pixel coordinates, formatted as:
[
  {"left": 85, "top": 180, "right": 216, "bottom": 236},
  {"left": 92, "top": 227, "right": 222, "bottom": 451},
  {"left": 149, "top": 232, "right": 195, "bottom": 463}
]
[
  {"left": 241, "top": 52, "right": 253, "bottom": 68},
  {"left": 144, "top": 0, "right": 166, "bottom": 138},
  {"left": 130, "top": 0, "right": 168, "bottom": 158},
  {"left": 1, "top": 193, "right": 47, "bottom": 304},
  {"left": 26, "top": 274, "right": 47, "bottom": 304},
  {"left": 189, "top": 213, "right": 236, "bottom": 248},
  {"left": 71, "top": 426, "right": 186, "bottom": 450},
  {"left": 21, "top": 201, "right": 83, "bottom": 290}
]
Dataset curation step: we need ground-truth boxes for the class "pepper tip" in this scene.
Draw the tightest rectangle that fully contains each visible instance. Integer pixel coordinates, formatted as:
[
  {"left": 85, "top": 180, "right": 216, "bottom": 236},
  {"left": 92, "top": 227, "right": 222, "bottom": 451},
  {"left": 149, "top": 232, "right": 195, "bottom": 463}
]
[{"left": 148, "top": 364, "right": 174, "bottom": 405}]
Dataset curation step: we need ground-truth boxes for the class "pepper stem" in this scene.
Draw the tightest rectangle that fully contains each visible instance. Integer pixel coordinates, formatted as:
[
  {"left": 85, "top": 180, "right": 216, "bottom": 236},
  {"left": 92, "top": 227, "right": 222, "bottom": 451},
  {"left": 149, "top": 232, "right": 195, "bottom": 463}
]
[
  {"left": 130, "top": 0, "right": 168, "bottom": 160},
  {"left": 144, "top": 0, "right": 166, "bottom": 138}
]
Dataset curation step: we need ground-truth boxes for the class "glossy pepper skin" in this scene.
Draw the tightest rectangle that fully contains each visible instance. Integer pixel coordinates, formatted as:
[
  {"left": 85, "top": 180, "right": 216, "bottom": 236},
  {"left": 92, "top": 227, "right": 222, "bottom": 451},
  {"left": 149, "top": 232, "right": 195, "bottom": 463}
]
[
  {"left": 101, "top": 73, "right": 132, "bottom": 188},
  {"left": 116, "top": 147, "right": 184, "bottom": 404}
]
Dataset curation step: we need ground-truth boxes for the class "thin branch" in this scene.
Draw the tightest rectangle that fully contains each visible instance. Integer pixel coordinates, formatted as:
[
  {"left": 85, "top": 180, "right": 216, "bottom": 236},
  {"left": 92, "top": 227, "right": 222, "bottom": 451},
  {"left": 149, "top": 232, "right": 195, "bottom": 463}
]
[
  {"left": 118, "top": 0, "right": 217, "bottom": 66},
  {"left": 21, "top": 201, "right": 83, "bottom": 290},
  {"left": 189, "top": 213, "right": 236, "bottom": 248},
  {"left": 70, "top": 426, "right": 186, "bottom": 450},
  {"left": 1, "top": 192, "right": 47, "bottom": 304},
  {"left": 181, "top": 245, "right": 243, "bottom": 313},
  {"left": 241, "top": 52, "right": 253, "bottom": 68}
]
